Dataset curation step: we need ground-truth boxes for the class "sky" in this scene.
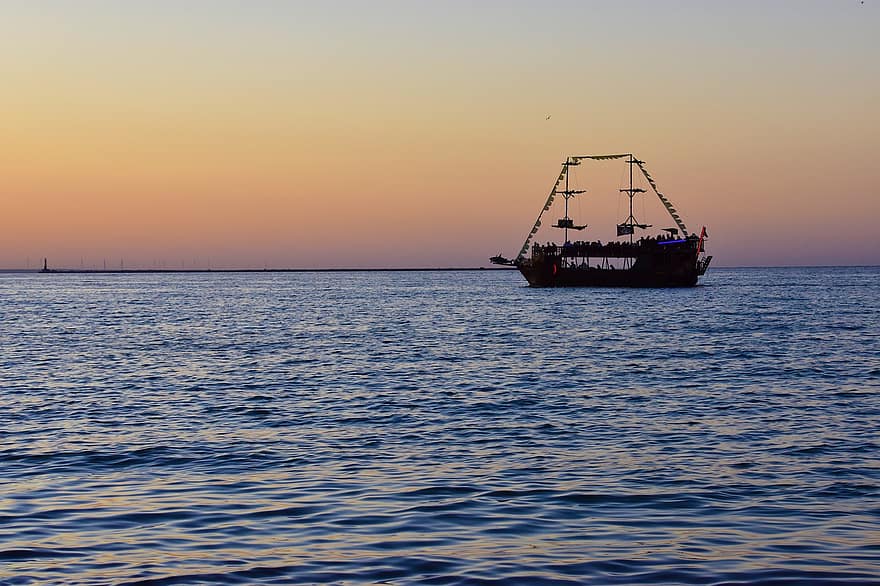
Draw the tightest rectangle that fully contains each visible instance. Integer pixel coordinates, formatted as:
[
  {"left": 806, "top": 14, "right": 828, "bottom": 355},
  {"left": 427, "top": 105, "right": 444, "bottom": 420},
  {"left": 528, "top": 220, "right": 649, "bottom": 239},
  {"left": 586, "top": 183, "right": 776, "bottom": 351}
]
[{"left": 1, "top": 0, "right": 877, "bottom": 268}]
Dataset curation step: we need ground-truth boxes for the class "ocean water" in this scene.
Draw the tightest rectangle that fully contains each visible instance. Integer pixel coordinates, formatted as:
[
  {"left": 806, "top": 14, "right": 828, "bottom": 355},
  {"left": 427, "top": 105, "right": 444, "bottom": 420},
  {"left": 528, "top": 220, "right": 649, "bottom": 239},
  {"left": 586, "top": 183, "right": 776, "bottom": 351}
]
[{"left": 1, "top": 267, "right": 878, "bottom": 585}]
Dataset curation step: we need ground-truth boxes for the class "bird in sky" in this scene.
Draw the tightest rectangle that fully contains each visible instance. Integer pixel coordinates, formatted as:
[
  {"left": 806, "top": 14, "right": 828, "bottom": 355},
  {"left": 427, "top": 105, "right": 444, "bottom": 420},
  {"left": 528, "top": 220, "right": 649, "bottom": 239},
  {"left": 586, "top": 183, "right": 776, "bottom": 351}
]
[{"left": 545, "top": 115, "right": 551, "bottom": 120}]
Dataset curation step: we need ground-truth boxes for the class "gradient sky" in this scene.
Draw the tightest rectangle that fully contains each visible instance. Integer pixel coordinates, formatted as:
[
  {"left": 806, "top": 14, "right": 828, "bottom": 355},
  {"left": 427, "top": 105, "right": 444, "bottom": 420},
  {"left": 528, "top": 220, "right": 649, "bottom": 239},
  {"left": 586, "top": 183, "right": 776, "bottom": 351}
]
[{"left": 1, "top": 0, "right": 877, "bottom": 268}]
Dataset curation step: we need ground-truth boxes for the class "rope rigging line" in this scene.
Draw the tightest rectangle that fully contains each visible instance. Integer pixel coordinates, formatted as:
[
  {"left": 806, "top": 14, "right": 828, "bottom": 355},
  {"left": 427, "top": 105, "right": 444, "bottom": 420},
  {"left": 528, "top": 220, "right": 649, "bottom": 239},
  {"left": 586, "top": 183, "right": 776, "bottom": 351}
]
[
  {"left": 633, "top": 160, "right": 689, "bottom": 236},
  {"left": 516, "top": 164, "right": 568, "bottom": 260},
  {"left": 514, "top": 154, "right": 689, "bottom": 261}
]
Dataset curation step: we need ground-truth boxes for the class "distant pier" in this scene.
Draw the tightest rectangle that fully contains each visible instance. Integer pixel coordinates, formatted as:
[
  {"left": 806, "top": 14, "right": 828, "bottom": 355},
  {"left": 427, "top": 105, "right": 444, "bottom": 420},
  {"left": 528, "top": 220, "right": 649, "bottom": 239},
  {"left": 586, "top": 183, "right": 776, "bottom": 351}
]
[{"left": 34, "top": 266, "right": 515, "bottom": 274}]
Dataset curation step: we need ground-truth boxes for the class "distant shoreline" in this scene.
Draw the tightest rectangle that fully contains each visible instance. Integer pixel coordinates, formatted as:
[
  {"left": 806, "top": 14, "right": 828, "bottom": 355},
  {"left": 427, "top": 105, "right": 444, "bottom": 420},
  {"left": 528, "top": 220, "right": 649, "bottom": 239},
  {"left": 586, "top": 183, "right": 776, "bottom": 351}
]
[{"left": 9, "top": 267, "right": 517, "bottom": 274}]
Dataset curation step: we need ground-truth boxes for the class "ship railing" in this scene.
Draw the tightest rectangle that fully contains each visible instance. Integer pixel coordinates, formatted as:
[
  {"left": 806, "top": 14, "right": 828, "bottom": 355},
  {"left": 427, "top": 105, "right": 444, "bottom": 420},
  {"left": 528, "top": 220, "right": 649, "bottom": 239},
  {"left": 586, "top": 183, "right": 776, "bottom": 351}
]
[{"left": 532, "top": 237, "right": 698, "bottom": 260}]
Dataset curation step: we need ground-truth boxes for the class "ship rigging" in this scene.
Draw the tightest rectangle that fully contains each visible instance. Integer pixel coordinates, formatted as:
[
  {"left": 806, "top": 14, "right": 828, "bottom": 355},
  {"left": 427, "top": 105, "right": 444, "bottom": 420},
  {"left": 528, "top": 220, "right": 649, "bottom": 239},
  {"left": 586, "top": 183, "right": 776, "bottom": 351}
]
[{"left": 492, "top": 154, "right": 712, "bottom": 287}]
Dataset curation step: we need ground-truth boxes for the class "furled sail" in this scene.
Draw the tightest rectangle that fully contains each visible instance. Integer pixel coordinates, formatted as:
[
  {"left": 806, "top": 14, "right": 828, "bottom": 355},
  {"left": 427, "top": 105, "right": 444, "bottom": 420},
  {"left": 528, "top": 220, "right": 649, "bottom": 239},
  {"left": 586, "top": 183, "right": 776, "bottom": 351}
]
[{"left": 571, "top": 154, "right": 631, "bottom": 162}]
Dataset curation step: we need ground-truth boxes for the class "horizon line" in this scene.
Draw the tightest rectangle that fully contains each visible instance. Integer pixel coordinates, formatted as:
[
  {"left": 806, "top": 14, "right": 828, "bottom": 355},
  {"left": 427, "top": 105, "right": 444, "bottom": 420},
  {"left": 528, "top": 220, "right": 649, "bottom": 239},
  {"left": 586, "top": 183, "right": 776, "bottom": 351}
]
[{"left": 1, "top": 264, "right": 878, "bottom": 274}]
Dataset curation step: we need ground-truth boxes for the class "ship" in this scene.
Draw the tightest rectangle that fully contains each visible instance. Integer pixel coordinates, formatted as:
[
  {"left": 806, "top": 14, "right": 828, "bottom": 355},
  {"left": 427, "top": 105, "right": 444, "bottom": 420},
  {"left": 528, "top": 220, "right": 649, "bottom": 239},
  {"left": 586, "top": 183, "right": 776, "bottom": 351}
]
[{"left": 492, "top": 154, "right": 712, "bottom": 287}]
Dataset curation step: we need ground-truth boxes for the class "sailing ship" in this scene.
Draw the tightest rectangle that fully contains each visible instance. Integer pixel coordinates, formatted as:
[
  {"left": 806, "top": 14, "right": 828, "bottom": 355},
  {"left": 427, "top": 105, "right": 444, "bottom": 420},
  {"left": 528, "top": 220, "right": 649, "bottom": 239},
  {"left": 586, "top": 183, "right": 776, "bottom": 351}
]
[{"left": 492, "top": 154, "right": 712, "bottom": 287}]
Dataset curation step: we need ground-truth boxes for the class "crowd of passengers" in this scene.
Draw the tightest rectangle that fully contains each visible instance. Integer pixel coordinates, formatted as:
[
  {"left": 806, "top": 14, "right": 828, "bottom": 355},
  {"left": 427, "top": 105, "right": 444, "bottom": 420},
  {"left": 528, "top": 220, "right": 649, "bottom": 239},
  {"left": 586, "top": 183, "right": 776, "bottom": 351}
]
[{"left": 533, "top": 233, "right": 694, "bottom": 257}]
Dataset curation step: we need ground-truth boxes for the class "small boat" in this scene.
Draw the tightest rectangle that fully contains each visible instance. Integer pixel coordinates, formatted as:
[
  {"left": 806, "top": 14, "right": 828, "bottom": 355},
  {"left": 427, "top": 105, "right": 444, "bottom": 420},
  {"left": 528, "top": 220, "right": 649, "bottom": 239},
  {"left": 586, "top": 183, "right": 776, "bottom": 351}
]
[{"left": 492, "top": 154, "right": 712, "bottom": 287}]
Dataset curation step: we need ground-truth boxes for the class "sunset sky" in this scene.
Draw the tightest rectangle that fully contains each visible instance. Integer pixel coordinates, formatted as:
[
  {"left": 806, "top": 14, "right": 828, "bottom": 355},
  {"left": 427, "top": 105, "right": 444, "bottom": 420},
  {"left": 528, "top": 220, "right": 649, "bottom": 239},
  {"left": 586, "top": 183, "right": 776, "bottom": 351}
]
[{"left": 1, "top": 0, "right": 877, "bottom": 269}]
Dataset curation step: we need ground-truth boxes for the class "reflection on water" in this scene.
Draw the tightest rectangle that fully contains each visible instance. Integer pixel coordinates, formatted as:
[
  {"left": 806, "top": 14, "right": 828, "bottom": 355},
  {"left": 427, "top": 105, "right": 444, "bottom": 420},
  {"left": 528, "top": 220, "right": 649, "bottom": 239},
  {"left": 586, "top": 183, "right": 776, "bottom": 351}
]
[{"left": 1, "top": 268, "right": 878, "bottom": 584}]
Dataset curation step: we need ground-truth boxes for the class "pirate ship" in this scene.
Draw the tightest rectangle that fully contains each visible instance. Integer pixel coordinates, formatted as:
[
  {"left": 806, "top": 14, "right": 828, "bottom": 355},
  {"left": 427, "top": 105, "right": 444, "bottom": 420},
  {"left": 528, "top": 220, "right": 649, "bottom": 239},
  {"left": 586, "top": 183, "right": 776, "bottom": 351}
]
[{"left": 491, "top": 154, "right": 711, "bottom": 287}]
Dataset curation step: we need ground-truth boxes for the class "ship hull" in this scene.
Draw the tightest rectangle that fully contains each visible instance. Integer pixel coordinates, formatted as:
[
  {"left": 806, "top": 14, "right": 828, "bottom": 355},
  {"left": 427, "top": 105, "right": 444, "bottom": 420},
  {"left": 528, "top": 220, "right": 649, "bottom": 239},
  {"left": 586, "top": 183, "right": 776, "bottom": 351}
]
[
  {"left": 517, "top": 246, "right": 704, "bottom": 288},
  {"left": 518, "top": 263, "right": 699, "bottom": 287}
]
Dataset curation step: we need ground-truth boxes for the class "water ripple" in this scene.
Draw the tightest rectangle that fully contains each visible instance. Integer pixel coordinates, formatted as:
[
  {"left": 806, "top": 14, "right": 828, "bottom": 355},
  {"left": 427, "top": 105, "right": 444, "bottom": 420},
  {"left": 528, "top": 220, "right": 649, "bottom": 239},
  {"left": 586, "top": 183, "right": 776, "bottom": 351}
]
[{"left": 0, "top": 267, "right": 878, "bottom": 584}]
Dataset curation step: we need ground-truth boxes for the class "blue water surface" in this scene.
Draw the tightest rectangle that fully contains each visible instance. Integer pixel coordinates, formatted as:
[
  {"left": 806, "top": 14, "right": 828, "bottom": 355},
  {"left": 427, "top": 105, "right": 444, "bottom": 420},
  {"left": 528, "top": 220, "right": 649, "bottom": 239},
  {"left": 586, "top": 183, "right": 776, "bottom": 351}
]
[{"left": 1, "top": 267, "right": 878, "bottom": 585}]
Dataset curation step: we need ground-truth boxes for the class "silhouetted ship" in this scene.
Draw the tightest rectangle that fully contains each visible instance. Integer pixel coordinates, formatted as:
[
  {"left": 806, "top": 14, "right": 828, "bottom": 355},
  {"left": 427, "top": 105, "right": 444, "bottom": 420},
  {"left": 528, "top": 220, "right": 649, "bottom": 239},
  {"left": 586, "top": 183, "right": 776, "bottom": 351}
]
[{"left": 492, "top": 154, "right": 711, "bottom": 287}]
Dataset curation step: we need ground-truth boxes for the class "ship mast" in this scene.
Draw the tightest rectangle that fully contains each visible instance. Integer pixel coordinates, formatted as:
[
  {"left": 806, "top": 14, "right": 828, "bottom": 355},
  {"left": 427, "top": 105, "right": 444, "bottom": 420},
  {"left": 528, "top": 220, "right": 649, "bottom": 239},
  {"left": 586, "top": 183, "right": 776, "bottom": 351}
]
[
  {"left": 620, "top": 155, "right": 647, "bottom": 245},
  {"left": 628, "top": 154, "right": 634, "bottom": 245},
  {"left": 559, "top": 157, "right": 584, "bottom": 243},
  {"left": 564, "top": 157, "right": 571, "bottom": 243}
]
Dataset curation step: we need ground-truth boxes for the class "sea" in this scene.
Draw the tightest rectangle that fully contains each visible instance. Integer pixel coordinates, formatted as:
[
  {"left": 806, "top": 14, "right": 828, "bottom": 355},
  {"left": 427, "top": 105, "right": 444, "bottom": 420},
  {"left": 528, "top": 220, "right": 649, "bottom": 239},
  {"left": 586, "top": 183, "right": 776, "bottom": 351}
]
[{"left": 1, "top": 267, "right": 878, "bottom": 585}]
